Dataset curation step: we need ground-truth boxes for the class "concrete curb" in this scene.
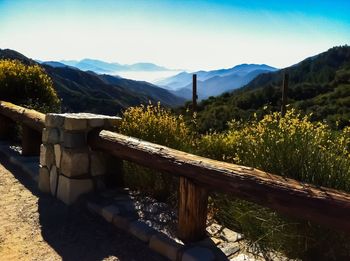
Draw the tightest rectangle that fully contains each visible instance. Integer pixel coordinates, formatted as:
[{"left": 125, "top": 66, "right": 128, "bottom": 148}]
[{"left": 87, "top": 199, "right": 230, "bottom": 261}]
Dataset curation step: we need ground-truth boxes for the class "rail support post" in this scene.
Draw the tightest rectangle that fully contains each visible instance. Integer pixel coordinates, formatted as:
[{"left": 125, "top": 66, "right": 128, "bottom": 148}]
[
  {"left": 106, "top": 158, "right": 124, "bottom": 188},
  {"left": 0, "top": 114, "right": 15, "bottom": 140},
  {"left": 22, "top": 124, "right": 41, "bottom": 156},
  {"left": 178, "top": 176, "right": 208, "bottom": 243}
]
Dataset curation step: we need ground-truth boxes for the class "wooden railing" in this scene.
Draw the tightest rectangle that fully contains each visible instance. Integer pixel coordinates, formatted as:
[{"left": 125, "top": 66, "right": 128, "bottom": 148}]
[
  {"left": 88, "top": 129, "right": 350, "bottom": 242},
  {"left": 0, "top": 101, "right": 44, "bottom": 155},
  {"left": 1, "top": 101, "right": 350, "bottom": 244}
]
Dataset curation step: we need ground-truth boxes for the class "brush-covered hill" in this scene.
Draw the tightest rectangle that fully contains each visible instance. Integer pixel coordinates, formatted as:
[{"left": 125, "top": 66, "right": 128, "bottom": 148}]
[
  {"left": 0, "top": 49, "right": 185, "bottom": 115},
  {"left": 189, "top": 46, "right": 350, "bottom": 132},
  {"left": 95, "top": 73, "right": 183, "bottom": 108}
]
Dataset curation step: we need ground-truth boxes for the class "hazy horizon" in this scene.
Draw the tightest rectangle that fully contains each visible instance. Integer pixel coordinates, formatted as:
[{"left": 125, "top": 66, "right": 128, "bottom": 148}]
[{"left": 1, "top": 0, "right": 349, "bottom": 71}]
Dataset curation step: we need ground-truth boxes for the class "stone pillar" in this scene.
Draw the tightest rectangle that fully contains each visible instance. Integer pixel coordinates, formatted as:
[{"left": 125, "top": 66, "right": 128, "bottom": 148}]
[{"left": 38, "top": 113, "right": 120, "bottom": 205}]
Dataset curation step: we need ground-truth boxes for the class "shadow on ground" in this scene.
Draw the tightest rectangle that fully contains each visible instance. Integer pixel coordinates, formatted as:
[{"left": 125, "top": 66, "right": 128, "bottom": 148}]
[{"left": 0, "top": 155, "right": 165, "bottom": 261}]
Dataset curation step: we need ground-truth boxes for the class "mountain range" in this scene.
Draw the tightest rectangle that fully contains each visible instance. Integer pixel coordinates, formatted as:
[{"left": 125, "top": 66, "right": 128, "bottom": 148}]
[
  {"left": 188, "top": 45, "right": 350, "bottom": 132},
  {"left": 156, "top": 64, "right": 277, "bottom": 100},
  {"left": 47, "top": 59, "right": 171, "bottom": 74},
  {"left": 40, "top": 57, "right": 278, "bottom": 101},
  {"left": 0, "top": 49, "right": 184, "bottom": 115}
]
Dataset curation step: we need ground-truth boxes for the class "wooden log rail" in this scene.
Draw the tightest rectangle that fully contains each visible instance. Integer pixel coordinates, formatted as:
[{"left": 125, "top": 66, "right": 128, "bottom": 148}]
[
  {"left": 0, "top": 101, "right": 45, "bottom": 155},
  {"left": 88, "top": 130, "right": 350, "bottom": 243}
]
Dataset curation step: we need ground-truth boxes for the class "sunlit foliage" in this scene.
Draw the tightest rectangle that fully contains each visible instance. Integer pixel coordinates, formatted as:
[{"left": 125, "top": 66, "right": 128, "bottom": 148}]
[
  {"left": 120, "top": 104, "right": 350, "bottom": 260},
  {"left": 198, "top": 109, "right": 350, "bottom": 260},
  {"left": 119, "top": 103, "right": 193, "bottom": 201},
  {"left": 0, "top": 59, "right": 60, "bottom": 112}
]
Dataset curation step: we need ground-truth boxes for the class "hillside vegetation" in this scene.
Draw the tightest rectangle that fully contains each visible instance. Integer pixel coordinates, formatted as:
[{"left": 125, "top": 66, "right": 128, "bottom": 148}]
[
  {"left": 191, "top": 46, "right": 350, "bottom": 132},
  {"left": 120, "top": 104, "right": 350, "bottom": 260}
]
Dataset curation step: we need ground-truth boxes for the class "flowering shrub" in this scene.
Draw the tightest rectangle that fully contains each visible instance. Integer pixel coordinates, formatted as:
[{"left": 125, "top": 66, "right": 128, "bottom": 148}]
[
  {"left": 119, "top": 102, "right": 192, "bottom": 151},
  {"left": 0, "top": 59, "right": 60, "bottom": 112},
  {"left": 119, "top": 103, "right": 193, "bottom": 201},
  {"left": 198, "top": 109, "right": 350, "bottom": 259},
  {"left": 119, "top": 104, "right": 350, "bottom": 259},
  {"left": 199, "top": 109, "right": 350, "bottom": 191}
]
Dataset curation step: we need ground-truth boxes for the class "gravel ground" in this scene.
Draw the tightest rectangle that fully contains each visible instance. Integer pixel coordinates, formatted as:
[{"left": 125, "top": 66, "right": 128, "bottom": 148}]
[{"left": 0, "top": 155, "right": 165, "bottom": 261}]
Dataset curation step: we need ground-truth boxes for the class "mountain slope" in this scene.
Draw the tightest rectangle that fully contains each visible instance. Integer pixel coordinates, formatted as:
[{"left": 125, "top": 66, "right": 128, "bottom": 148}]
[
  {"left": 157, "top": 64, "right": 277, "bottom": 99},
  {"left": 41, "top": 61, "right": 70, "bottom": 68},
  {"left": 190, "top": 46, "right": 350, "bottom": 132},
  {"left": 95, "top": 73, "right": 184, "bottom": 107},
  {"left": 42, "top": 65, "right": 185, "bottom": 114},
  {"left": 0, "top": 49, "right": 185, "bottom": 115},
  {"left": 0, "top": 49, "right": 36, "bottom": 66}
]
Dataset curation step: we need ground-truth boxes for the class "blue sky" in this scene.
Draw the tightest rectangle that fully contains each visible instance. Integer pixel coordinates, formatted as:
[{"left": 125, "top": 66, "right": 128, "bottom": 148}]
[{"left": 0, "top": 0, "right": 349, "bottom": 70}]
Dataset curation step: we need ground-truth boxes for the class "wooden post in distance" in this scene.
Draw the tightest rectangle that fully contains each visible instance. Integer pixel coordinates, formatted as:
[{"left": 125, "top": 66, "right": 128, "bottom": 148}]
[
  {"left": 192, "top": 74, "right": 197, "bottom": 113},
  {"left": 281, "top": 71, "right": 289, "bottom": 117}
]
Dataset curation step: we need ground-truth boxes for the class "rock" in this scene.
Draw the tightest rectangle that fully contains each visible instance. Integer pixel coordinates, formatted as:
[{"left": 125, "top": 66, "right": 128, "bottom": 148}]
[
  {"left": 39, "top": 144, "right": 54, "bottom": 168},
  {"left": 42, "top": 128, "right": 49, "bottom": 144},
  {"left": 149, "top": 233, "right": 182, "bottom": 261},
  {"left": 128, "top": 221, "right": 158, "bottom": 243},
  {"left": 112, "top": 215, "right": 135, "bottom": 231},
  {"left": 114, "top": 194, "right": 134, "bottom": 201},
  {"left": 45, "top": 113, "right": 64, "bottom": 128},
  {"left": 63, "top": 131, "right": 86, "bottom": 148},
  {"left": 47, "top": 128, "right": 60, "bottom": 144},
  {"left": 229, "top": 253, "right": 252, "bottom": 261},
  {"left": 56, "top": 175, "right": 93, "bottom": 205},
  {"left": 220, "top": 228, "right": 242, "bottom": 242},
  {"left": 101, "top": 205, "right": 121, "bottom": 222},
  {"left": 88, "top": 118, "right": 105, "bottom": 127},
  {"left": 219, "top": 242, "right": 240, "bottom": 257},
  {"left": 38, "top": 166, "right": 50, "bottom": 193},
  {"left": 54, "top": 144, "right": 61, "bottom": 167},
  {"left": 60, "top": 149, "right": 89, "bottom": 177},
  {"left": 64, "top": 117, "right": 87, "bottom": 131},
  {"left": 49, "top": 166, "right": 58, "bottom": 196},
  {"left": 181, "top": 246, "right": 216, "bottom": 261},
  {"left": 206, "top": 223, "right": 223, "bottom": 235},
  {"left": 114, "top": 200, "right": 136, "bottom": 214}
]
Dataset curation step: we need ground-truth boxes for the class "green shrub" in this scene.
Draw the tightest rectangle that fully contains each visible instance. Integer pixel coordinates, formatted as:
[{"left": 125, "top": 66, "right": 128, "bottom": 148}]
[
  {"left": 119, "top": 103, "right": 193, "bottom": 202},
  {"left": 0, "top": 59, "right": 60, "bottom": 112},
  {"left": 198, "top": 109, "right": 350, "bottom": 260},
  {"left": 199, "top": 109, "right": 350, "bottom": 190},
  {"left": 118, "top": 104, "right": 350, "bottom": 259}
]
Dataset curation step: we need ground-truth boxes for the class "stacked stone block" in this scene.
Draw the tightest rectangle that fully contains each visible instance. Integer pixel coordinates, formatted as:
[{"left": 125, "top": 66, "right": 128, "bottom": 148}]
[{"left": 38, "top": 113, "right": 120, "bottom": 205}]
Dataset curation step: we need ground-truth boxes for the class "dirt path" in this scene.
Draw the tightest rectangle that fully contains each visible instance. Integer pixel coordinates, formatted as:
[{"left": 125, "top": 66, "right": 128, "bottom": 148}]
[{"left": 0, "top": 156, "right": 165, "bottom": 261}]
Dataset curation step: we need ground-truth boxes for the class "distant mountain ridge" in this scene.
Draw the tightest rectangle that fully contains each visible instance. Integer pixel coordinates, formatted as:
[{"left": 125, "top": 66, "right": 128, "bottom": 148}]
[
  {"left": 56, "top": 59, "right": 170, "bottom": 74},
  {"left": 156, "top": 64, "right": 277, "bottom": 100},
  {"left": 189, "top": 46, "right": 350, "bottom": 132}
]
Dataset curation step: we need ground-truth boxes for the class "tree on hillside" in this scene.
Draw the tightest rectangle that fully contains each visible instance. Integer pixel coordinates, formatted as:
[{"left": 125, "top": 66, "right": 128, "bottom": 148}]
[{"left": 0, "top": 59, "right": 60, "bottom": 112}]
